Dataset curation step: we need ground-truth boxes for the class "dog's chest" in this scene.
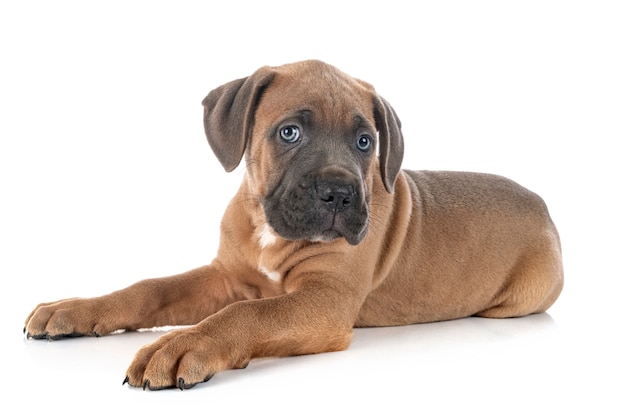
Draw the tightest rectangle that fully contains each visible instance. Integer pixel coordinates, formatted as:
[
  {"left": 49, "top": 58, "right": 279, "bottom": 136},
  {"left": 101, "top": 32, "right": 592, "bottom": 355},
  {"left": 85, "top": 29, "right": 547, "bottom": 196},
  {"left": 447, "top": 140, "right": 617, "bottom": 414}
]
[{"left": 256, "top": 223, "right": 282, "bottom": 282}]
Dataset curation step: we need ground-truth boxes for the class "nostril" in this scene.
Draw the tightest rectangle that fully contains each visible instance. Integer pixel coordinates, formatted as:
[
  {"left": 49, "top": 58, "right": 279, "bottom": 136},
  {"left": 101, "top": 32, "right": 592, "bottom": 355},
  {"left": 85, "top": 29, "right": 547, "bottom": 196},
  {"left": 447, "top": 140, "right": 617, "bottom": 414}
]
[{"left": 319, "top": 185, "right": 353, "bottom": 211}]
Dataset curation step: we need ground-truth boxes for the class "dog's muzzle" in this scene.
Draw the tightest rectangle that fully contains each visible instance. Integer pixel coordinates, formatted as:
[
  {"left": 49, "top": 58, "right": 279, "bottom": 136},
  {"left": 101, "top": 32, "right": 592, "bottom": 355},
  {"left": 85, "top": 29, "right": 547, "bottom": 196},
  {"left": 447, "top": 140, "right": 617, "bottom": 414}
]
[{"left": 263, "top": 169, "right": 369, "bottom": 245}]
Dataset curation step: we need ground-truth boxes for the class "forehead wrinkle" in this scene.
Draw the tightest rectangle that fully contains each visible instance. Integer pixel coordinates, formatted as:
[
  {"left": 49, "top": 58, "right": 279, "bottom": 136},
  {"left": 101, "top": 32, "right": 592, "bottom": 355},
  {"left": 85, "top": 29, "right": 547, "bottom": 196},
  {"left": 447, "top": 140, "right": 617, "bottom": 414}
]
[
  {"left": 354, "top": 115, "right": 375, "bottom": 132},
  {"left": 255, "top": 68, "right": 376, "bottom": 145}
]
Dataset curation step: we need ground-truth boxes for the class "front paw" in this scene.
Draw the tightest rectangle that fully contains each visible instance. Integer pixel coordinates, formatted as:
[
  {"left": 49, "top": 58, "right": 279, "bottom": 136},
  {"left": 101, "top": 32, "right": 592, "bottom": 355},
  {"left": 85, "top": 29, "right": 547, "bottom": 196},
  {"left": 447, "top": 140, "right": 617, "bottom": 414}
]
[
  {"left": 24, "top": 298, "right": 113, "bottom": 340},
  {"left": 124, "top": 327, "right": 247, "bottom": 390}
]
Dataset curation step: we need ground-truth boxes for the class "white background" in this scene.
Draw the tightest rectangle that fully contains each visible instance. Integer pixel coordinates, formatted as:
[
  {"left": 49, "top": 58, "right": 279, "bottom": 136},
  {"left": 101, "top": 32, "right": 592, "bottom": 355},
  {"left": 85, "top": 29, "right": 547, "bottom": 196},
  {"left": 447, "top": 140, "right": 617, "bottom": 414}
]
[{"left": 1, "top": 1, "right": 624, "bottom": 415}]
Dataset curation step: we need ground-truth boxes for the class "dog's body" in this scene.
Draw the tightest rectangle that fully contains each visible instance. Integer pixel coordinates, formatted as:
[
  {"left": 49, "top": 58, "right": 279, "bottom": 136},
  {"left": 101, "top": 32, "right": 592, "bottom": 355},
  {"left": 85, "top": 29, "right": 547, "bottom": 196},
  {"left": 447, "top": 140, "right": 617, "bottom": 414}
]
[{"left": 25, "top": 60, "right": 563, "bottom": 390}]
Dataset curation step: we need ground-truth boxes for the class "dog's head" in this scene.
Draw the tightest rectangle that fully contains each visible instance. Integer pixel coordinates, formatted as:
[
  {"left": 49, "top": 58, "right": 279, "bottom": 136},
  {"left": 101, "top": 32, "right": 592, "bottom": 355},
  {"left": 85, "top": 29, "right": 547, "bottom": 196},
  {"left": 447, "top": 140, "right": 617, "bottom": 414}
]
[{"left": 202, "top": 60, "right": 404, "bottom": 245}]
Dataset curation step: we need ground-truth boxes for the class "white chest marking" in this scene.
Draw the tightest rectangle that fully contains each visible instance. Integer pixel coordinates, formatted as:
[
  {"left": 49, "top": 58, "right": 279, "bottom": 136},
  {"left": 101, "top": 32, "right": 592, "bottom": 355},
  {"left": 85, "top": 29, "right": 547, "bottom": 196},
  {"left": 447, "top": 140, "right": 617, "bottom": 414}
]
[
  {"left": 257, "top": 224, "right": 281, "bottom": 281},
  {"left": 258, "top": 223, "right": 278, "bottom": 249},
  {"left": 259, "top": 265, "right": 281, "bottom": 282}
]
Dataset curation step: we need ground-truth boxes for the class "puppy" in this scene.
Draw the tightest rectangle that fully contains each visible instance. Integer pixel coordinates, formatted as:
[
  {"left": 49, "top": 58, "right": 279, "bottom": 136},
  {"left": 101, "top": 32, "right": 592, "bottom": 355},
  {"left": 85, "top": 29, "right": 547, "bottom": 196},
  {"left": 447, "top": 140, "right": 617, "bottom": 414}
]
[{"left": 25, "top": 60, "right": 564, "bottom": 390}]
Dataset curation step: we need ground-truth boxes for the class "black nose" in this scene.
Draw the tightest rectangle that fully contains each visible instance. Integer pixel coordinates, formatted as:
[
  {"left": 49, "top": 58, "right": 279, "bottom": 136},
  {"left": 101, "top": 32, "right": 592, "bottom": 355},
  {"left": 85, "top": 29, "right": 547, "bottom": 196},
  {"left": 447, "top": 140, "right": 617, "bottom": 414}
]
[{"left": 318, "top": 182, "right": 354, "bottom": 212}]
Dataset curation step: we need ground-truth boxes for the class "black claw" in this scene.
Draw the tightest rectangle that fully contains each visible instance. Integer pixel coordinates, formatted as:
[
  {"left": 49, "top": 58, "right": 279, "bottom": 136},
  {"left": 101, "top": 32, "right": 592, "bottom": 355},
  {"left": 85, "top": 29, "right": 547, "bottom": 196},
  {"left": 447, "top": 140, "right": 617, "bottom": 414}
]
[
  {"left": 143, "top": 379, "right": 150, "bottom": 391},
  {"left": 122, "top": 376, "right": 129, "bottom": 386},
  {"left": 178, "top": 377, "right": 197, "bottom": 390}
]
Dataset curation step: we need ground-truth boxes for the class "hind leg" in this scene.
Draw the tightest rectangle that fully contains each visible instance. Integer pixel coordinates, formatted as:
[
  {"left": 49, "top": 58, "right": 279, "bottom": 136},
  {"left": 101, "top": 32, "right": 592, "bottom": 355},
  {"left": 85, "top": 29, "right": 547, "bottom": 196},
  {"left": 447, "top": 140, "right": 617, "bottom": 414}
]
[{"left": 478, "top": 245, "right": 564, "bottom": 319}]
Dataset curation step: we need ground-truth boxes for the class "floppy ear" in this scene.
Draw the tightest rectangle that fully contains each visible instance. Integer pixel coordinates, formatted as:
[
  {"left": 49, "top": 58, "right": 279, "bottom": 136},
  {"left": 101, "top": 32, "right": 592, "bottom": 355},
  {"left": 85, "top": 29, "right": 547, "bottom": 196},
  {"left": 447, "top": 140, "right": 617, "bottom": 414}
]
[
  {"left": 202, "top": 68, "right": 275, "bottom": 172},
  {"left": 374, "top": 96, "right": 404, "bottom": 193}
]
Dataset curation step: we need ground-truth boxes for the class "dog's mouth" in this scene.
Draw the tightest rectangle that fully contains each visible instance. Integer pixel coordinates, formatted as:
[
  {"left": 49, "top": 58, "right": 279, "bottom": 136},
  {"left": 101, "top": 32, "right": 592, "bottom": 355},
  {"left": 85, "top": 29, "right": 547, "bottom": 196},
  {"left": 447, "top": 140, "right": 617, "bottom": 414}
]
[
  {"left": 265, "top": 209, "right": 369, "bottom": 246},
  {"left": 262, "top": 176, "right": 369, "bottom": 246},
  {"left": 306, "top": 214, "right": 369, "bottom": 246}
]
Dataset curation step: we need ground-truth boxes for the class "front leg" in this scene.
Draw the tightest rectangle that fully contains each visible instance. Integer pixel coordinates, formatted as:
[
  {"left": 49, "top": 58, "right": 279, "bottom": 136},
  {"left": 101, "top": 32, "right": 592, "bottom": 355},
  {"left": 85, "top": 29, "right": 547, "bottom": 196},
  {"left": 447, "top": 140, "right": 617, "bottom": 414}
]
[
  {"left": 124, "top": 285, "right": 357, "bottom": 390},
  {"left": 24, "top": 264, "right": 263, "bottom": 340}
]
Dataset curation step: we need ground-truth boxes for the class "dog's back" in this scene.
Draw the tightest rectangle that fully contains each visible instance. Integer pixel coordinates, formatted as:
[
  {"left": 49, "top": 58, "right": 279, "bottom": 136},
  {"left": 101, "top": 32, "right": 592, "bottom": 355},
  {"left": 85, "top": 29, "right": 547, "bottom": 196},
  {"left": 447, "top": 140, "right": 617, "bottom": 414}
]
[{"left": 355, "top": 170, "right": 564, "bottom": 326}]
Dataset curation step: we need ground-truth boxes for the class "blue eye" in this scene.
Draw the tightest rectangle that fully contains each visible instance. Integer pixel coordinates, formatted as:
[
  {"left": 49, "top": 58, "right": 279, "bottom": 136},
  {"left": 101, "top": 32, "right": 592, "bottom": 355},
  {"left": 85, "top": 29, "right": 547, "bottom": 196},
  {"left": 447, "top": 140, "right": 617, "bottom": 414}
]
[
  {"left": 279, "top": 126, "right": 301, "bottom": 143},
  {"left": 356, "top": 135, "right": 372, "bottom": 152}
]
